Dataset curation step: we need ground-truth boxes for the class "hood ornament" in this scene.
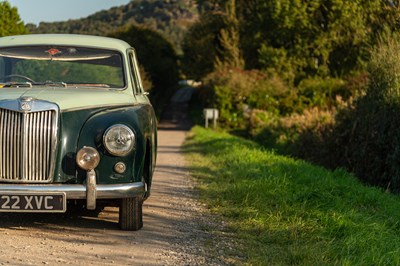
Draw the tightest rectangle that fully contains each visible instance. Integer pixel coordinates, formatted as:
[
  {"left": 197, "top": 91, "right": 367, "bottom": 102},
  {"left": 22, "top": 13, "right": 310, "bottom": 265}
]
[{"left": 19, "top": 97, "right": 34, "bottom": 112}]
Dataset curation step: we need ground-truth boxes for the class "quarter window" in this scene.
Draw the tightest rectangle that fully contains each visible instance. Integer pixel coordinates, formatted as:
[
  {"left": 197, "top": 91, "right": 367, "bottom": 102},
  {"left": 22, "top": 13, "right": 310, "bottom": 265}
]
[{"left": 129, "top": 50, "right": 144, "bottom": 94}]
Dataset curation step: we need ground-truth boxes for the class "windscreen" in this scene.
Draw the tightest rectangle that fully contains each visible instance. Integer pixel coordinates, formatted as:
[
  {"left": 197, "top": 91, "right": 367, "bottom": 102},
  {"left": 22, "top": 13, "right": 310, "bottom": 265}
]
[{"left": 0, "top": 46, "right": 125, "bottom": 88}]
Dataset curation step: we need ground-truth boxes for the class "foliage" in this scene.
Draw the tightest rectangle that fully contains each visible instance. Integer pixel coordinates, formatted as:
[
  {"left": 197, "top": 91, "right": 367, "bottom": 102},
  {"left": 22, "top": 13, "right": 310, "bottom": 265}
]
[
  {"left": 0, "top": 1, "right": 27, "bottom": 37},
  {"left": 243, "top": 0, "right": 370, "bottom": 77},
  {"left": 324, "top": 35, "right": 400, "bottom": 192},
  {"left": 251, "top": 107, "right": 343, "bottom": 170},
  {"left": 185, "top": 126, "right": 400, "bottom": 265},
  {"left": 258, "top": 44, "right": 295, "bottom": 83},
  {"left": 182, "top": 0, "right": 245, "bottom": 79},
  {"left": 110, "top": 24, "right": 179, "bottom": 115},
  {"left": 200, "top": 68, "right": 297, "bottom": 128},
  {"left": 181, "top": 12, "right": 226, "bottom": 79},
  {"left": 186, "top": 0, "right": 400, "bottom": 81},
  {"left": 138, "top": 65, "right": 153, "bottom": 92},
  {"left": 297, "top": 77, "right": 350, "bottom": 109},
  {"left": 248, "top": 73, "right": 367, "bottom": 169},
  {"left": 198, "top": 67, "right": 363, "bottom": 131},
  {"left": 213, "top": 0, "right": 244, "bottom": 70}
]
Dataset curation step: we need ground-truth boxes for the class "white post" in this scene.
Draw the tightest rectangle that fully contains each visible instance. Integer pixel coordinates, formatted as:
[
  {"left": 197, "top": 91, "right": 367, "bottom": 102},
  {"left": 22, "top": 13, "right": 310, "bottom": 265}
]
[{"left": 203, "top": 109, "right": 219, "bottom": 129}]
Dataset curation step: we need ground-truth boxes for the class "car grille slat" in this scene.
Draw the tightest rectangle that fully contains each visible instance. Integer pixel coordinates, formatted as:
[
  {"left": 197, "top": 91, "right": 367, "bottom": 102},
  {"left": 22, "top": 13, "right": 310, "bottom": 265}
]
[{"left": 0, "top": 108, "right": 57, "bottom": 182}]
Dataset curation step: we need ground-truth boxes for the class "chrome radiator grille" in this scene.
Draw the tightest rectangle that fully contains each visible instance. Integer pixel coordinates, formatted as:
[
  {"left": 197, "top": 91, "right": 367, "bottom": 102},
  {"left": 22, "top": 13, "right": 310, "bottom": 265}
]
[{"left": 0, "top": 107, "right": 57, "bottom": 182}]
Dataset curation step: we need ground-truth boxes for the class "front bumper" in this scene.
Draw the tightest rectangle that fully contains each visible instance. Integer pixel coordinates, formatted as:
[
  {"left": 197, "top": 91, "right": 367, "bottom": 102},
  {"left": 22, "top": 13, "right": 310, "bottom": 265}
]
[
  {"left": 0, "top": 182, "right": 145, "bottom": 199},
  {"left": 0, "top": 179, "right": 145, "bottom": 211},
  {"left": 0, "top": 170, "right": 145, "bottom": 211}
]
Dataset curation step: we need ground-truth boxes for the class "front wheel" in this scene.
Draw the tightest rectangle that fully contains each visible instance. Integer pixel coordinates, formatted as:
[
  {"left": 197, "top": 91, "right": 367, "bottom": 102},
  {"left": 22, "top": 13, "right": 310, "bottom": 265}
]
[{"left": 119, "top": 197, "right": 143, "bottom": 231}]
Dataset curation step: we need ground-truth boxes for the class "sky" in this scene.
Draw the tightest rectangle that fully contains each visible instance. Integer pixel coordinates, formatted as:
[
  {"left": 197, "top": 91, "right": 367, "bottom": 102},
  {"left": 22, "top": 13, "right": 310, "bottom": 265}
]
[{"left": 7, "top": 0, "right": 131, "bottom": 25}]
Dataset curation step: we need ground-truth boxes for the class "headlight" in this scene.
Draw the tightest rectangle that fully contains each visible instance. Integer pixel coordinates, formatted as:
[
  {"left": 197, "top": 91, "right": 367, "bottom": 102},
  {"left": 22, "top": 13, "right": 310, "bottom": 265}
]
[
  {"left": 76, "top": 146, "right": 100, "bottom": 171},
  {"left": 103, "top": 124, "right": 135, "bottom": 156}
]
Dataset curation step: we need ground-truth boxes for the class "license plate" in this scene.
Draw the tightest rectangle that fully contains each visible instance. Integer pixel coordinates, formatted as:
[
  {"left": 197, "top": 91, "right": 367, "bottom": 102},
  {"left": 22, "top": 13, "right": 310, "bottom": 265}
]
[{"left": 0, "top": 192, "right": 66, "bottom": 213}]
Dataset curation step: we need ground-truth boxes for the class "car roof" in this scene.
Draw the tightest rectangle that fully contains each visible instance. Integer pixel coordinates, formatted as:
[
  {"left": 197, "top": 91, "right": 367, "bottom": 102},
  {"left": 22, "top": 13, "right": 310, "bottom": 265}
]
[{"left": 0, "top": 34, "right": 132, "bottom": 52}]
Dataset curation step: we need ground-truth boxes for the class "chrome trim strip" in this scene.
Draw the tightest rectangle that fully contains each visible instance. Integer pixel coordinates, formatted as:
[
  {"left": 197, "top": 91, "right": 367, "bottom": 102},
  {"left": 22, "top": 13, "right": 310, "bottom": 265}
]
[
  {"left": 0, "top": 182, "right": 145, "bottom": 199},
  {"left": 60, "top": 102, "right": 135, "bottom": 113}
]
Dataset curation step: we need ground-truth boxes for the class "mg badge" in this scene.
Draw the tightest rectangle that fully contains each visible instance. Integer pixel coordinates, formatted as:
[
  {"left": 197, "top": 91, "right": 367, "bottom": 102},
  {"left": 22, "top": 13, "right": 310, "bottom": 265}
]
[
  {"left": 19, "top": 97, "right": 33, "bottom": 111},
  {"left": 20, "top": 101, "right": 31, "bottom": 111}
]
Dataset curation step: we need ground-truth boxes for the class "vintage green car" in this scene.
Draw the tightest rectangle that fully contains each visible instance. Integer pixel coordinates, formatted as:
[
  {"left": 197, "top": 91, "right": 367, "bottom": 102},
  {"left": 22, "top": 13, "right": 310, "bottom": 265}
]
[{"left": 0, "top": 34, "right": 157, "bottom": 231}]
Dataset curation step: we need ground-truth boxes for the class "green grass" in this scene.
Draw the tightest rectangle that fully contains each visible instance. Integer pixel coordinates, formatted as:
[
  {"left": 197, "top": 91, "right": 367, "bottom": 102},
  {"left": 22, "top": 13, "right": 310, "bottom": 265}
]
[{"left": 184, "top": 126, "right": 400, "bottom": 265}]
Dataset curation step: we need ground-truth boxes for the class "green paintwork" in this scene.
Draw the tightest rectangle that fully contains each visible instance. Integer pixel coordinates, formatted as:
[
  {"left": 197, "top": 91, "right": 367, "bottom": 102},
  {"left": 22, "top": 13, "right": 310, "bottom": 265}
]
[
  {"left": 75, "top": 105, "right": 154, "bottom": 184},
  {"left": 53, "top": 104, "right": 156, "bottom": 186}
]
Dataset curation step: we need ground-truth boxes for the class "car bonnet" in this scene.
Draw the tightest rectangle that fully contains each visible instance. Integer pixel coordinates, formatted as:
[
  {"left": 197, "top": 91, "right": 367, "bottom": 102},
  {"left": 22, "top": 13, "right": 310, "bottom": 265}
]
[{"left": 0, "top": 87, "right": 135, "bottom": 112}]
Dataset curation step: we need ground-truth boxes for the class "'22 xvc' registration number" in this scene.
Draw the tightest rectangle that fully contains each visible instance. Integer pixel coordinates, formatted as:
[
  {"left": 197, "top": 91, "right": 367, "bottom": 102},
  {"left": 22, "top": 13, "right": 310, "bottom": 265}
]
[{"left": 0, "top": 193, "right": 66, "bottom": 213}]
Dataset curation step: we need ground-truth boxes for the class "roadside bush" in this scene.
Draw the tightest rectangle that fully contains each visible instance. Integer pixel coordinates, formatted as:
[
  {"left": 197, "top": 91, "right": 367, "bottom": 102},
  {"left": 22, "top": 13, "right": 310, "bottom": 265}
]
[
  {"left": 248, "top": 70, "right": 368, "bottom": 166},
  {"left": 200, "top": 68, "right": 297, "bottom": 128},
  {"left": 298, "top": 77, "right": 349, "bottom": 110},
  {"left": 248, "top": 74, "right": 300, "bottom": 114},
  {"left": 325, "top": 35, "right": 400, "bottom": 192},
  {"left": 252, "top": 107, "right": 337, "bottom": 157}
]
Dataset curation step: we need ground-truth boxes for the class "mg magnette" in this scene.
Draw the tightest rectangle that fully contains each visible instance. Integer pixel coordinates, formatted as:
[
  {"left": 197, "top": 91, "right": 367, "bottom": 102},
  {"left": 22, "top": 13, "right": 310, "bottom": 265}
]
[{"left": 0, "top": 34, "right": 157, "bottom": 230}]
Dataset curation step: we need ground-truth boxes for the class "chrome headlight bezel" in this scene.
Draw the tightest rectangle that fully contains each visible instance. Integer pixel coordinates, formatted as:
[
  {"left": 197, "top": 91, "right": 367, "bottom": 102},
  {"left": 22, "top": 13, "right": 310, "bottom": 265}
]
[{"left": 103, "top": 124, "right": 135, "bottom": 156}]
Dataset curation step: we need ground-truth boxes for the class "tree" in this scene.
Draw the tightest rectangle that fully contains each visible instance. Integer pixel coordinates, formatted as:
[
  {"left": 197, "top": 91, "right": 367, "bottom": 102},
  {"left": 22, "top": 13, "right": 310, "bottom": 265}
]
[
  {"left": 189, "top": 0, "right": 400, "bottom": 82},
  {"left": 182, "top": 12, "right": 226, "bottom": 79},
  {"left": 0, "top": 1, "right": 27, "bottom": 37},
  {"left": 182, "top": 0, "right": 244, "bottom": 79},
  {"left": 214, "top": 0, "right": 244, "bottom": 69},
  {"left": 110, "top": 24, "right": 179, "bottom": 115}
]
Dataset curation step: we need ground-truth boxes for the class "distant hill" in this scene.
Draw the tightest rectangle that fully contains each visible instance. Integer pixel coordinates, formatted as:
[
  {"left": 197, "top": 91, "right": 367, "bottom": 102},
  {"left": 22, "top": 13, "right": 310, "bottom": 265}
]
[{"left": 26, "top": 0, "right": 198, "bottom": 52}]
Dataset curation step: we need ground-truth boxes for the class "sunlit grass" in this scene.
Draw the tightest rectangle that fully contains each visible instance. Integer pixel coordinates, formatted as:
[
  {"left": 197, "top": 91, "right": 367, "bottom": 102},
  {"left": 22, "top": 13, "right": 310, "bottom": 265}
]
[{"left": 184, "top": 126, "right": 400, "bottom": 265}]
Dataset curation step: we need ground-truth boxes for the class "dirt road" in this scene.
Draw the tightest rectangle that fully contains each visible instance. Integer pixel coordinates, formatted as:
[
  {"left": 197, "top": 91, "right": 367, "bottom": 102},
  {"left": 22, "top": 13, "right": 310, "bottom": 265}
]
[{"left": 0, "top": 90, "right": 232, "bottom": 265}]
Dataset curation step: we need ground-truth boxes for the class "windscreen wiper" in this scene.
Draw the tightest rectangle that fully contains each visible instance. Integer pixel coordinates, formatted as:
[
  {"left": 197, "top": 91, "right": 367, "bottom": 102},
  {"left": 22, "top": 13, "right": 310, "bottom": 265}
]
[
  {"left": 37, "top": 81, "right": 68, "bottom": 87},
  {"left": 1, "top": 82, "right": 32, "bottom": 88}
]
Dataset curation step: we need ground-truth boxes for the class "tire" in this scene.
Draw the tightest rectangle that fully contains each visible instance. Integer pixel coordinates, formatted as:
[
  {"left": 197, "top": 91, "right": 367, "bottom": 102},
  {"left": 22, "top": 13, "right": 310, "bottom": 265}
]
[{"left": 119, "top": 197, "right": 143, "bottom": 231}]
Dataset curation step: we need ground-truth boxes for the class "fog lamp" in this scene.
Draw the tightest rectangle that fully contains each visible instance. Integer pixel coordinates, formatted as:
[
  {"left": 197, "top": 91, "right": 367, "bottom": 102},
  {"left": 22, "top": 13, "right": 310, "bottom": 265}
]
[{"left": 76, "top": 146, "right": 100, "bottom": 171}]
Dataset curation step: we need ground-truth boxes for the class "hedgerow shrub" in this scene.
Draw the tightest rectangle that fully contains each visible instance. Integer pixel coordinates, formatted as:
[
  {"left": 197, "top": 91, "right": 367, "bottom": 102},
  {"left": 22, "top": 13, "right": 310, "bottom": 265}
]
[
  {"left": 247, "top": 74, "right": 363, "bottom": 158},
  {"left": 326, "top": 36, "right": 400, "bottom": 191},
  {"left": 199, "top": 66, "right": 363, "bottom": 130},
  {"left": 200, "top": 68, "right": 297, "bottom": 128},
  {"left": 251, "top": 107, "right": 338, "bottom": 157},
  {"left": 298, "top": 77, "right": 350, "bottom": 109}
]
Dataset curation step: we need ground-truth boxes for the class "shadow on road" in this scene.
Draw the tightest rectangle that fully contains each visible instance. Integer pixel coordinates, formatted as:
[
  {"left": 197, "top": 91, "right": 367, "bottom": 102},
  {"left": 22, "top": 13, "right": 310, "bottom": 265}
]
[{"left": 0, "top": 207, "right": 119, "bottom": 230}]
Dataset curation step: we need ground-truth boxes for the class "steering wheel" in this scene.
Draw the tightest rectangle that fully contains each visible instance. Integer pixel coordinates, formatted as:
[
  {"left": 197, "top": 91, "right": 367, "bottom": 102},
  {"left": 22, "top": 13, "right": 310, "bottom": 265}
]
[{"left": 0, "top": 74, "right": 35, "bottom": 83}]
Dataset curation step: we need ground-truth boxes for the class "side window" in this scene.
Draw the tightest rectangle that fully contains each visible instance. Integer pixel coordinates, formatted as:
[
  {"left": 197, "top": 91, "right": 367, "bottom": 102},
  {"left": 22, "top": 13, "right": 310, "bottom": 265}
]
[{"left": 129, "top": 50, "right": 144, "bottom": 94}]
